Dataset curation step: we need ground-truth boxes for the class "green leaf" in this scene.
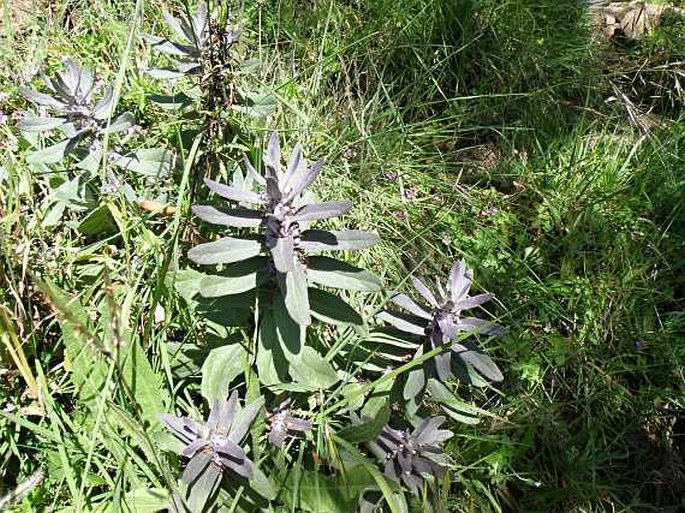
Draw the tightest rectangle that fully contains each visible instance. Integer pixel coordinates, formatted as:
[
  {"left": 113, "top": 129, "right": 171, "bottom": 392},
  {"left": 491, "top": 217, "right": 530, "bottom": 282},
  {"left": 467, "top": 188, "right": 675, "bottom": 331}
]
[
  {"left": 113, "top": 148, "right": 172, "bottom": 177},
  {"left": 147, "top": 92, "right": 192, "bottom": 110},
  {"left": 249, "top": 465, "right": 278, "bottom": 500},
  {"left": 198, "top": 257, "right": 269, "bottom": 297},
  {"left": 40, "top": 282, "right": 108, "bottom": 408},
  {"left": 201, "top": 344, "right": 245, "bottom": 402},
  {"left": 119, "top": 336, "right": 167, "bottom": 429},
  {"left": 256, "top": 307, "right": 290, "bottom": 386},
  {"left": 188, "top": 237, "right": 262, "bottom": 265},
  {"left": 333, "top": 437, "right": 404, "bottom": 513},
  {"left": 78, "top": 204, "right": 118, "bottom": 236},
  {"left": 338, "top": 402, "right": 390, "bottom": 444},
  {"left": 309, "top": 288, "right": 363, "bottom": 326},
  {"left": 284, "top": 262, "right": 311, "bottom": 326},
  {"left": 308, "top": 256, "right": 382, "bottom": 291},
  {"left": 18, "top": 115, "right": 66, "bottom": 133},
  {"left": 26, "top": 138, "right": 74, "bottom": 164},
  {"left": 118, "top": 488, "right": 170, "bottom": 512},
  {"left": 427, "top": 379, "right": 481, "bottom": 425},
  {"left": 285, "top": 468, "right": 376, "bottom": 513},
  {"left": 288, "top": 347, "right": 339, "bottom": 390}
]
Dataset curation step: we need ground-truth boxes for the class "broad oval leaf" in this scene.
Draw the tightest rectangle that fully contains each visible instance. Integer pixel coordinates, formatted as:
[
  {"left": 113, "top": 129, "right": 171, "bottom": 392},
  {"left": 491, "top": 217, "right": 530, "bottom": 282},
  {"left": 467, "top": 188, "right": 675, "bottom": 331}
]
[
  {"left": 309, "top": 288, "right": 363, "bottom": 326},
  {"left": 307, "top": 256, "right": 382, "bottom": 292},
  {"left": 198, "top": 258, "right": 269, "bottom": 297},
  {"left": 300, "top": 230, "right": 380, "bottom": 252},
  {"left": 200, "top": 345, "right": 245, "bottom": 402},
  {"left": 288, "top": 347, "right": 339, "bottom": 390},
  {"left": 283, "top": 262, "right": 311, "bottom": 326},
  {"left": 18, "top": 116, "right": 66, "bottom": 133},
  {"left": 188, "top": 237, "right": 261, "bottom": 265},
  {"left": 204, "top": 177, "right": 265, "bottom": 204},
  {"left": 293, "top": 200, "right": 353, "bottom": 222},
  {"left": 375, "top": 311, "right": 427, "bottom": 336},
  {"left": 192, "top": 205, "right": 262, "bottom": 228}
]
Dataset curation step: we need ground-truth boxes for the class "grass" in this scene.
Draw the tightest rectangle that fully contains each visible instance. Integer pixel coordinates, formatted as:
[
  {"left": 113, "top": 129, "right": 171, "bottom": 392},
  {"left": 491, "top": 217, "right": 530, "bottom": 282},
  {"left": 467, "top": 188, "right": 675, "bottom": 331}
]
[{"left": 1, "top": 0, "right": 684, "bottom": 511}]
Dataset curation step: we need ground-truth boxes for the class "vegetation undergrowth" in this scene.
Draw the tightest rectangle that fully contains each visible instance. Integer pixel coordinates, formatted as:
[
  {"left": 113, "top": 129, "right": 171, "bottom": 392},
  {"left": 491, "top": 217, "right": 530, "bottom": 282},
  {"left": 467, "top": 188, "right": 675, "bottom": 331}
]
[{"left": 1, "top": 0, "right": 683, "bottom": 511}]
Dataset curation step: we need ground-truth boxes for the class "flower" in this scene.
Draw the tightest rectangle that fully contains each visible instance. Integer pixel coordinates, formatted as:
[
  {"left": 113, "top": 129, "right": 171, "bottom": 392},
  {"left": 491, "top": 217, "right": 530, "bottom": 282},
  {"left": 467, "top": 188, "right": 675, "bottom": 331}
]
[
  {"left": 367, "top": 416, "right": 452, "bottom": 496},
  {"left": 160, "top": 392, "right": 263, "bottom": 509},
  {"left": 266, "top": 399, "right": 312, "bottom": 447},
  {"left": 377, "top": 260, "right": 504, "bottom": 402}
]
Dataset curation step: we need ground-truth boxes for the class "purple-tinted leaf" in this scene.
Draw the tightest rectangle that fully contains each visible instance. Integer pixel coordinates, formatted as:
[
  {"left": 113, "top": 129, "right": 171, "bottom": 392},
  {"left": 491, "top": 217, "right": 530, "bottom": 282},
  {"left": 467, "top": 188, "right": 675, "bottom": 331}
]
[
  {"left": 143, "top": 34, "right": 195, "bottom": 56},
  {"left": 268, "top": 427, "right": 287, "bottom": 447},
  {"left": 411, "top": 277, "right": 439, "bottom": 308},
  {"left": 163, "top": 9, "right": 190, "bottom": 43},
  {"left": 204, "top": 178, "right": 265, "bottom": 204},
  {"left": 146, "top": 68, "right": 186, "bottom": 80},
  {"left": 413, "top": 416, "right": 448, "bottom": 446},
  {"left": 265, "top": 175, "right": 281, "bottom": 203},
  {"left": 300, "top": 229, "right": 379, "bottom": 251},
  {"left": 283, "top": 143, "right": 305, "bottom": 191},
  {"left": 187, "top": 460, "right": 221, "bottom": 513},
  {"left": 214, "top": 438, "right": 245, "bottom": 461},
  {"left": 449, "top": 260, "right": 472, "bottom": 302},
  {"left": 287, "top": 418, "right": 312, "bottom": 432},
  {"left": 18, "top": 116, "right": 66, "bottom": 133},
  {"left": 376, "top": 311, "right": 427, "bottom": 336},
  {"left": 458, "top": 317, "right": 505, "bottom": 336},
  {"left": 390, "top": 293, "right": 432, "bottom": 320},
  {"left": 181, "top": 438, "right": 208, "bottom": 458},
  {"left": 62, "top": 57, "right": 80, "bottom": 93},
  {"left": 182, "top": 451, "right": 212, "bottom": 484},
  {"left": 269, "top": 233, "right": 296, "bottom": 273},
  {"left": 265, "top": 131, "right": 281, "bottom": 177},
  {"left": 227, "top": 456, "right": 254, "bottom": 479},
  {"left": 192, "top": 205, "right": 262, "bottom": 227},
  {"left": 244, "top": 155, "right": 265, "bottom": 185},
  {"left": 192, "top": 3, "right": 208, "bottom": 40},
  {"left": 92, "top": 87, "right": 114, "bottom": 120},
  {"left": 228, "top": 396, "right": 264, "bottom": 444},
  {"left": 433, "top": 351, "right": 452, "bottom": 382},
  {"left": 293, "top": 200, "right": 352, "bottom": 221},
  {"left": 187, "top": 237, "right": 261, "bottom": 265},
  {"left": 283, "top": 261, "right": 311, "bottom": 326},
  {"left": 76, "top": 66, "right": 94, "bottom": 101},
  {"left": 454, "top": 292, "right": 494, "bottom": 311},
  {"left": 286, "top": 159, "right": 324, "bottom": 202},
  {"left": 159, "top": 414, "right": 199, "bottom": 445},
  {"left": 437, "top": 314, "right": 459, "bottom": 342},
  {"left": 455, "top": 349, "right": 503, "bottom": 382},
  {"left": 107, "top": 112, "right": 135, "bottom": 134},
  {"left": 19, "top": 87, "right": 65, "bottom": 108},
  {"left": 403, "top": 363, "right": 426, "bottom": 401}
]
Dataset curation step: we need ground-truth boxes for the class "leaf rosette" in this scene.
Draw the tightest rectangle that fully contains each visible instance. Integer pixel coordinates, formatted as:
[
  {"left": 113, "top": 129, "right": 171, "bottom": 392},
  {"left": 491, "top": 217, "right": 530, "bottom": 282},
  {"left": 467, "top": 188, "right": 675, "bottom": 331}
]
[{"left": 188, "top": 131, "right": 381, "bottom": 326}]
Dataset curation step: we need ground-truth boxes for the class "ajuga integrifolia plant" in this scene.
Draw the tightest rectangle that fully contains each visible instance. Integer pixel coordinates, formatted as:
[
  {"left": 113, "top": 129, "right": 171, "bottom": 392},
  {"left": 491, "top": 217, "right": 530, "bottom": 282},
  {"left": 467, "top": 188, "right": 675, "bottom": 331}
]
[
  {"left": 18, "top": 57, "right": 135, "bottom": 167},
  {"left": 266, "top": 399, "right": 312, "bottom": 448},
  {"left": 377, "top": 260, "right": 504, "bottom": 404},
  {"left": 188, "top": 131, "right": 381, "bottom": 325},
  {"left": 161, "top": 391, "right": 264, "bottom": 510},
  {"left": 367, "top": 416, "right": 452, "bottom": 496},
  {"left": 144, "top": 4, "right": 216, "bottom": 80}
]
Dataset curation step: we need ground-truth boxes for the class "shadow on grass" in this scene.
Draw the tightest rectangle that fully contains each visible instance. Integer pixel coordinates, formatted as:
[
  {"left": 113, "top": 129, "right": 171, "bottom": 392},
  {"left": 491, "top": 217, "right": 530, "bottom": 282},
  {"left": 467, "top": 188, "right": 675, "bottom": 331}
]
[{"left": 260, "top": 0, "right": 685, "bottom": 510}]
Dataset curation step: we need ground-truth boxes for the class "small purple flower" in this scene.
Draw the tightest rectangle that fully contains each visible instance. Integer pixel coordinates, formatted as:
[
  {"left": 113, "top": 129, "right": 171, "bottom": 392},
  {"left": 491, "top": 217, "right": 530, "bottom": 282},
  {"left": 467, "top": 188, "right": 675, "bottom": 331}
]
[
  {"left": 384, "top": 171, "right": 398, "bottom": 181},
  {"left": 266, "top": 399, "right": 312, "bottom": 448},
  {"left": 367, "top": 416, "right": 452, "bottom": 496}
]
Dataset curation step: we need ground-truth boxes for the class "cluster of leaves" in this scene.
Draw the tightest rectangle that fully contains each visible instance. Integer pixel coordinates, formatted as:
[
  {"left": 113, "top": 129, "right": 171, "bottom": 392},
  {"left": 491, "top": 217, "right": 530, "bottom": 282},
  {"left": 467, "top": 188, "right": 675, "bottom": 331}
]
[{"left": 16, "top": 57, "right": 171, "bottom": 228}]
